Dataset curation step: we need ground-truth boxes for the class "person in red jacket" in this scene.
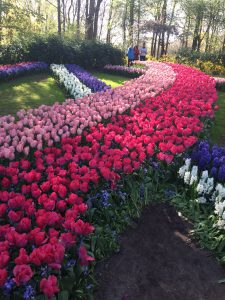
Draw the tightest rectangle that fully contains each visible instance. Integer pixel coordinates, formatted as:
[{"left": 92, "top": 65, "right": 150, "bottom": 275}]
[{"left": 134, "top": 45, "right": 140, "bottom": 61}]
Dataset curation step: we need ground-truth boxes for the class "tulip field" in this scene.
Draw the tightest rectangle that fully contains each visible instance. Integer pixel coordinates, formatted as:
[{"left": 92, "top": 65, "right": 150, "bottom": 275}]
[{"left": 1, "top": 59, "right": 225, "bottom": 299}]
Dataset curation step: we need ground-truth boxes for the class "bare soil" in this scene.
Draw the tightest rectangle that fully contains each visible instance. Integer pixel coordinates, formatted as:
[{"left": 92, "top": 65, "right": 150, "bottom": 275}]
[{"left": 94, "top": 203, "right": 225, "bottom": 300}]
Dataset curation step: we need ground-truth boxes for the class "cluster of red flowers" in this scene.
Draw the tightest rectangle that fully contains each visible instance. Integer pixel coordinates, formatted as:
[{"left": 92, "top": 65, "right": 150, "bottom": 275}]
[{"left": 0, "top": 63, "right": 217, "bottom": 299}]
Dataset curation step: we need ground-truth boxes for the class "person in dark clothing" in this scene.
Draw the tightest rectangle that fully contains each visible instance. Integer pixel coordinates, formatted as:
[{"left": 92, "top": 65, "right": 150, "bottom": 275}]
[
  {"left": 127, "top": 46, "right": 134, "bottom": 67},
  {"left": 134, "top": 45, "right": 140, "bottom": 61}
]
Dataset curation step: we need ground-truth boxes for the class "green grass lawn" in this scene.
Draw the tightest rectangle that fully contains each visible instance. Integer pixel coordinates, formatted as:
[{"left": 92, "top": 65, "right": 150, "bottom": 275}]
[
  {"left": 0, "top": 73, "right": 67, "bottom": 116},
  {"left": 91, "top": 71, "right": 130, "bottom": 88},
  {"left": 0, "top": 72, "right": 130, "bottom": 116},
  {"left": 210, "top": 91, "right": 225, "bottom": 145}
]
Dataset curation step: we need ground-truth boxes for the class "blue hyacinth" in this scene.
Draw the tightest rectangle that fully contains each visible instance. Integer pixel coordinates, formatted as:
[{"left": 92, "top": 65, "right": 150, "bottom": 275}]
[
  {"left": 65, "top": 64, "right": 111, "bottom": 92},
  {"left": 100, "top": 190, "right": 111, "bottom": 207},
  {"left": 191, "top": 140, "right": 225, "bottom": 183},
  {"left": 3, "top": 279, "right": 14, "bottom": 295},
  {"left": 65, "top": 259, "right": 76, "bottom": 269},
  {"left": 23, "top": 285, "right": 35, "bottom": 300}
]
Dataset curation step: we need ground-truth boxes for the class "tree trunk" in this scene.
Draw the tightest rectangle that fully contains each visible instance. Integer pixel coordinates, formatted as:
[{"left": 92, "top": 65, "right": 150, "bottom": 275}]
[
  {"left": 192, "top": 9, "right": 203, "bottom": 51},
  {"left": 137, "top": 0, "right": 141, "bottom": 45},
  {"left": 160, "top": 0, "right": 167, "bottom": 57},
  {"left": 62, "top": 0, "right": 66, "bottom": 33},
  {"left": 165, "top": 0, "right": 177, "bottom": 54},
  {"left": 98, "top": 0, "right": 106, "bottom": 40},
  {"left": 151, "top": 31, "right": 156, "bottom": 56},
  {"left": 85, "top": 0, "right": 95, "bottom": 40},
  {"left": 76, "top": 0, "right": 81, "bottom": 36},
  {"left": 153, "top": 32, "right": 158, "bottom": 57},
  {"left": 185, "top": 16, "right": 190, "bottom": 48},
  {"left": 222, "top": 35, "right": 225, "bottom": 53},
  {"left": 122, "top": 0, "right": 128, "bottom": 49},
  {"left": 93, "top": 0, "right": 103, "bottom": 39},
  {"left": 106, "top": 0, "right": 114, "bottom": 43},
  {"left": 0, "top": 0, "right": 2, "bottom": 44},
  {"left": 57, "top": 0, "right": 61, "bottom": 36},
  {"left": 157, "top": 32, "right": 161, "bottom": 59},
  {"left": 128, "top": 0, "right": 134, "bottom": 45}
]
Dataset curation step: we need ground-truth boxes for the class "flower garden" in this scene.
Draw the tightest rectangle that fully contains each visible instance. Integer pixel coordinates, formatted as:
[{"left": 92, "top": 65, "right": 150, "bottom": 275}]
[{"left": 0, "top": 59, "right": 225, "bottom": 299}]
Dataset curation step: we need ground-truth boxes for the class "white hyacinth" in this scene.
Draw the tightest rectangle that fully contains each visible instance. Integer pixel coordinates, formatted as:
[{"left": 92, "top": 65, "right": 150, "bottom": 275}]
[
  {"left": 178, "top": 158, "right": 191, "bottom": 178},
  {"left": 195, "top": 196, "right": 207, "bottom": 204},
  {"left": 190, "top": 165, "right": 198, "bottom": 185},
  {"left": 50, "top": 64, "right": 91, "bottom": 99},
  {"left": 184, "top": 171, "right": 191, "bottom": 184}
]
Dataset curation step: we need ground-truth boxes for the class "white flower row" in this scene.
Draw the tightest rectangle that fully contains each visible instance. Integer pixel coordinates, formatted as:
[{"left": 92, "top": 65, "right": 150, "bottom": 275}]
[
  {"left": 178, "top": 159, "right": 225, "bottom": 229},
  {"left": 50, "top": 64, "right": 91, "bottom": 99}
]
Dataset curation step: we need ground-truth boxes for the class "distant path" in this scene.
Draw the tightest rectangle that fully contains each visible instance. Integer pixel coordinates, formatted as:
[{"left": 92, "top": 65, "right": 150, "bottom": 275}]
[{"left": 95, "top": 203, "right": 225, "bottom": 300}]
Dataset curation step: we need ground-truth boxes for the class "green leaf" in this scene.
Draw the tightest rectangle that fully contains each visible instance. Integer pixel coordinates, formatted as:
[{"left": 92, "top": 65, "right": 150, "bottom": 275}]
[
  {"left": 58, "top": 290, "right": 69, "bottom": 300},
  {"left": 61, "top": 276, "right": 75, "bottom": 291}
]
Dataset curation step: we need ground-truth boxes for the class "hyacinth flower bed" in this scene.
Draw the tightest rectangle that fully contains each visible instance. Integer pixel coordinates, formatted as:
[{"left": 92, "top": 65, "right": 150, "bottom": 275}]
[
  {"left": 0, "top": 62, "right": 49, "bottom": 82},
  {"left": 0, "top": 59, "right": 219, "bottom": 300},
  {"left": 171, "top": 139, "right": 225, "bottom": 263},
  {"left": 50, "top": 64, "right": 92, "bottom": 99},
  {"left": 103, "top": 64, "right": 146, "bottom": 77},
  {"left": 65, "top": 64, "right": 110, "bottom": 92}
]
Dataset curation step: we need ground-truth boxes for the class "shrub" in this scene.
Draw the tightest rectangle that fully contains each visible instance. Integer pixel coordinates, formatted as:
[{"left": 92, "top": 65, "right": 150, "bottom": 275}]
[{"left": 0, "top": 35, "right": 124, "bottom": 68}]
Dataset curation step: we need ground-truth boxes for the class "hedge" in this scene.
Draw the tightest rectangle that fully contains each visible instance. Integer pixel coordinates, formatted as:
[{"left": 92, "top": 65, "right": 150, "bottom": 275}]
[{"left": 0, "top": 35, "right": 124, "bottom": 69}]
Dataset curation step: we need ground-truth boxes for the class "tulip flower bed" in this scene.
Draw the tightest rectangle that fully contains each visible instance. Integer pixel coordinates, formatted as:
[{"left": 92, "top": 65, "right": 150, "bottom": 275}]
[
  {"left": 0, "top": 60, "right": 218, "bottom": 299},
  {"left": 0, "top": 62, "right": 49, "bottom": 82},
  {"left": 0, "top": 62, "right": 175, "bottom": 160},
  {"left": 213, "top": 77, "right": 225, "bottom": 91},
  {"left": 103, "top": 64, "right": 146, "bottom": 77},
  {"left": 65, "top": 64, "right": 111, "bottom": 92}
]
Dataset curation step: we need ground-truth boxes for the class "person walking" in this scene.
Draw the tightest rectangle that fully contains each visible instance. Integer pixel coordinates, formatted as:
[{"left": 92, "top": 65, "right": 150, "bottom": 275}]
[
  {"left": 140, "top": 42, "right": 147, "bottom": 61},
  {"left": 127, "top": 45, "right": 134, "bottom": 67},
  {"left": 134, "top": 45, "right": 140, "bottom": 61}
]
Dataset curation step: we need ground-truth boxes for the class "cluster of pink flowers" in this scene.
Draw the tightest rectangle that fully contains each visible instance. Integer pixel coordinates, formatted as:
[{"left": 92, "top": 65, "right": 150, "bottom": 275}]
[
  {"left": 0, "top": 62, "right": 218, "bottom": 299},
  {"left": 0, "top": 62, "right": 176, "bottom": 160},
  {"left": 104, "top": 64, "right": 146, "bottom": 76}
]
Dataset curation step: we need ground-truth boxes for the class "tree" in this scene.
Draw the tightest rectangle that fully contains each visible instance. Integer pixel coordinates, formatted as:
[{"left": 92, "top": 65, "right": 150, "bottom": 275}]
[
  {"left": 128, "top": 0, "right": 134, "bottom": 44},
  {"left": 57, "top": 0, "right": 61, "bottom": 35}
]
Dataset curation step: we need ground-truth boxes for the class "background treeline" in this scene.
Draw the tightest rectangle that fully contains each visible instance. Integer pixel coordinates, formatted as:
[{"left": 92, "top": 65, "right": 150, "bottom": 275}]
[{"left": 0, "top": 0, "right": 224, "bottom": 61}]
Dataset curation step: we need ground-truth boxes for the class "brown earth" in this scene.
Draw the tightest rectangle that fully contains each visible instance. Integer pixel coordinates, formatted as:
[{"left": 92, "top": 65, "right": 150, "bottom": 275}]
[{"left": 94, "top": 203, "right": 225, "bottom": 300}]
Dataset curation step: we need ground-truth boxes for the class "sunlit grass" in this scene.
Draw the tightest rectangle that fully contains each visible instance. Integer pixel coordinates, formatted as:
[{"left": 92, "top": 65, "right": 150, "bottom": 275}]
[
  {"left": 91, "top": 71, "right": 130, "bottom": 88},
  {"left": 0, "top": 73, "right": 67, "bottom": 116},
  {"left": 210, "top": 92, "right": 225, "bottom": 145}
]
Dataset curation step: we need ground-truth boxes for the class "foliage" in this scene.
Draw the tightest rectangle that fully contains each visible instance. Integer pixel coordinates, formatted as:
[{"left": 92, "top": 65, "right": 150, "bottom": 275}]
[
  {"left": 177, "top": 48, "right": 225, "bottom": 65},
  {"left": 0, "top": 35, "right": 124, "bottom": 68}
]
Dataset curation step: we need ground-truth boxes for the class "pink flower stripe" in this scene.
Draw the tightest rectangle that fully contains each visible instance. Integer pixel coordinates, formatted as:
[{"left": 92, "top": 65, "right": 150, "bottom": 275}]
[
  {"left": 104, "top": 64, "right": 146, "bottom": 75},
  {"left": 0, "top": 62, "right": 36, "bottom": 71},
  {"left": 0, "top": 63, "right": 217, "bottom": 298},
  {"left": 0, "top": 62, "right": 176, "bottom": 160}
]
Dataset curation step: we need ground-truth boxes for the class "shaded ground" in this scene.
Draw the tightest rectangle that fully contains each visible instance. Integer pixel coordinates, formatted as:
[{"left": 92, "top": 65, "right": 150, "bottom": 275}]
[
  {"left": 95, "top": 203, "right": 225, "bottom": 300},
  {"left": 0, "top": 73, "right": 67, "bottom": 116}
]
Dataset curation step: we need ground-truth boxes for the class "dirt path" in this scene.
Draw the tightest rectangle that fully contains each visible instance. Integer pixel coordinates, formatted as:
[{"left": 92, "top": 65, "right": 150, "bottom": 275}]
[{"left": 94, "top": 203, "right": 225, "bottom": 300}]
